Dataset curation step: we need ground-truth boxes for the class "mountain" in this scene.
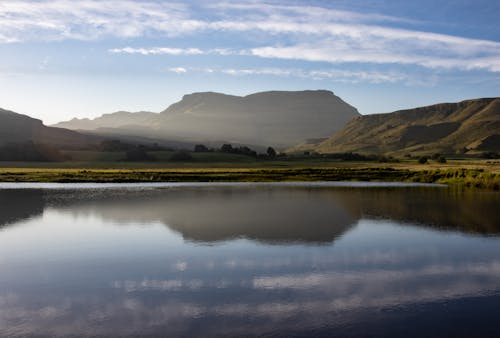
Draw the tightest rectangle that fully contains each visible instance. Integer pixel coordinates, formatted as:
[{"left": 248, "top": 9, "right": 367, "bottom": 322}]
[
  {"left": 0, "top": 108, "right": 102, "bottom": 148},
  {"left": 53, "top": 90, "right": 360, "bottom": 149},
  {"left": 312, "top": 98, "right": 500, "bottom": 155},
  {"left": 55, "top": 111, "right": 158, "bottom": 130}
]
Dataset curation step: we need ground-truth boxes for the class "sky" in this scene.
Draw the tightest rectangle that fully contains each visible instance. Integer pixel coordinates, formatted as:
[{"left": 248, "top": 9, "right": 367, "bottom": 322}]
[{"left": 0, "top": 0, "right": 499, "bottom": 124}]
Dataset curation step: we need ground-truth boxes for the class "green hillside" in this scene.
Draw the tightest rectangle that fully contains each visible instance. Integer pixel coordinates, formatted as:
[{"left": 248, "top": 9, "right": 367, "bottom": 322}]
[{"left": 313, "top": 98, "right": 500, "bottom": 156}]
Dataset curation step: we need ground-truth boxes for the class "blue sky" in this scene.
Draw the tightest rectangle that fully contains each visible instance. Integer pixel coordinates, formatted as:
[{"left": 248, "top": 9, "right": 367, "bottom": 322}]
[{"left": 0, "top": 0, "right": 499, "bottom": 124}]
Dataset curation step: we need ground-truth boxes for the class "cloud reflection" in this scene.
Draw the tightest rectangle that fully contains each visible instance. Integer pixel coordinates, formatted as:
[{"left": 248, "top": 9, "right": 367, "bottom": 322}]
[{"left": 2, "top": 257, "right": 500, "bottom": 336}]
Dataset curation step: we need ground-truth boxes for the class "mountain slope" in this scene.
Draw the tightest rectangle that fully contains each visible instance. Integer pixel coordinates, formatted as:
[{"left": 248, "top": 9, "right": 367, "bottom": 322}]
[
  {"left": 314, "top": 98, "right": 500, "bottom": 155},
  {"left": 55, "top": 111, "right": 158, "bottom": 130},
  {"left": 53, "top": 90, "right": 360, "bottom": 148},
  {"left": 0, "top": 108, "right": 102, "bottom": 148}
]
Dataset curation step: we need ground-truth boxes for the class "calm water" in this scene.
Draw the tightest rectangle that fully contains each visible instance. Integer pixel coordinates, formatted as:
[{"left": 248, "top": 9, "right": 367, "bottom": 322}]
[{"left": 1, "top": 183, "right": 500, "bottom": 337}]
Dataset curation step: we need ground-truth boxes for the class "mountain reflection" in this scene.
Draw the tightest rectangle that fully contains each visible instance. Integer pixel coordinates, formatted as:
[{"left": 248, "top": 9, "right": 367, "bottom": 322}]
[
  {"left": 0, "top": 189, "right": 44, "bottom": 228},
  {"left": 0, "top": 185, "right": 499, "bottom": 242}
]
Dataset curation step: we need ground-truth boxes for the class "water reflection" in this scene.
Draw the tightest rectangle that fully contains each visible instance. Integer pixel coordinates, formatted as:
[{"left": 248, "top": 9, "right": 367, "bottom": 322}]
[
  {"left": 1, "top": 186, "right": 499, "bottom": 240},
  {"left": 0, "top": 185, "right": 500, "bottom": 337},
  {"left": 0, "top": 189, "right": 44, "bottom": 228}
]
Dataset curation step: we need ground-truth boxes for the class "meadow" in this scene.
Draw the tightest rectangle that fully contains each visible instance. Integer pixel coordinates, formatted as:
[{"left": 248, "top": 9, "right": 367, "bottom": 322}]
[{"left": 0, "top": 151, "right": 498, "bottom": 189}]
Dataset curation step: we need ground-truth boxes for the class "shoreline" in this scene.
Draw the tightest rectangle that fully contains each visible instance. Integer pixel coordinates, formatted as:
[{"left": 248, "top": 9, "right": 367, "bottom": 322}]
[{"left": 0, "top": 167, "right": 498, "bottom": 190}]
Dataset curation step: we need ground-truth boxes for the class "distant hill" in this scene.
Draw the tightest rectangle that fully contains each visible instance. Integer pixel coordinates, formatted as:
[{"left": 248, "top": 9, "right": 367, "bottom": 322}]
[
  {"left": 53, "top": 90, "right": 360, "bottom": 149},
  {"left": 55, "top": 111, "right": 158, "bottom": 130},
  {"left": 0, "top": 108, "right": 102, "bottom": 148},
  {"left": 311, "top": 98, "right": 500, "bottom": 156}
]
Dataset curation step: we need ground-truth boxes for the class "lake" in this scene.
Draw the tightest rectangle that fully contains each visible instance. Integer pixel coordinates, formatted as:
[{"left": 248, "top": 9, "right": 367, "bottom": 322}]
[{"left": 1, "top": 182, "right": 500, "bottom": 337}]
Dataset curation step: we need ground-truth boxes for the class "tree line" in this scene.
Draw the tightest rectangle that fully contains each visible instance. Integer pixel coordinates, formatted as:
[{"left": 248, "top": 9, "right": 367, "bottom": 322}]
[{"left": 195, "top": 143, "right": 278, "bottom": 159}]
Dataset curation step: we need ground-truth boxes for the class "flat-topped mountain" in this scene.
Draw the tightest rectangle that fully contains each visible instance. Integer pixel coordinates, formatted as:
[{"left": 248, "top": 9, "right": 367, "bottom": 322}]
[
  {"left": 313, "top": 98, "right": 500, "bottom": 155},
  {"left": 0, "top": 108, "right": 101, "bottom": 148},
  {"left": 53, "top": 90, "right": 360, "bottom": 148}
]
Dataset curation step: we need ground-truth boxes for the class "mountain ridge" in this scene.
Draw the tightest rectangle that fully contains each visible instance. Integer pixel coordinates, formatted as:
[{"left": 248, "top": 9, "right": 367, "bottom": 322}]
[
  {"left": 4, "top": 93, "right": 499, "bottom": 158},
  {"left": 53, "top": 90, "right": 360, "bottom": 149}
]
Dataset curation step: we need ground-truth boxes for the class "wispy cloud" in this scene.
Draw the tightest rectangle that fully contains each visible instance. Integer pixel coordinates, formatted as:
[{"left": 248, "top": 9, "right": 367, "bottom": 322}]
[
  {"left": 0, "top": 0, "right": 197, "bottom": 41},
  {"left": 168, "top": 67, "right": 187, "bottom": 74},
  {"left": 206, "top": 2, "right": 423, "bottom": 25},
  {"left": 109, "top": 47, "right": 244, "bottom": 56},
  {"left": 250, "top": 40, "right": 500, "bottom": 72},
  {"left": 1, "top": 0, "right": 499, "bottom": 72},
  {"left": 110, "top": 47, "right": 204, "bottom": 55},
  {"left": 166, "top": 66, "right": 419, "bottom": 84}
]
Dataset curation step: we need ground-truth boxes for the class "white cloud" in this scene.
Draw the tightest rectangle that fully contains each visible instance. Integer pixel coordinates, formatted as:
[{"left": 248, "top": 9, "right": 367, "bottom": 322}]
[
  {"left": 0, "top": 33, "right": 18, "bottom": 43},
  {"left": 168, "top": 67, "right": 187, "bottom": 74},
  {"left": 0, "top": 0, "right": 198, "bottom": 41},
  {"left": 109, "top": 47, "right": 244, "bottom": 56},
  {"left": 220, "top": 68, "right": 293, "bottom": 76},
  {"left": 250, "top": 40, "right": 500, "bottom": 73},
  {"left": 163, "top": 66, "right": 414, "bottom": 84},
  {"left": 1, "top": 0, "right": 499, "bottom": 72},
  {"left": 206, "top": 2, "right": 422, "bottom": 25},
  {"left": 110, "top": 47, "right": 203, "bottom": 55}
]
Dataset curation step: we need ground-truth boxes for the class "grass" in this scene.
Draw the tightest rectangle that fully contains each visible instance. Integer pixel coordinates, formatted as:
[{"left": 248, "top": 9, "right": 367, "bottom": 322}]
[
  {"left": 407, "top": 168, "right": 500, "bottom": 190},
  {"left": 0, "top": 161, "right": 499, "bottom": 189},
  {"left": 59, "top": 150, "right": 259, "bottom": 164}
]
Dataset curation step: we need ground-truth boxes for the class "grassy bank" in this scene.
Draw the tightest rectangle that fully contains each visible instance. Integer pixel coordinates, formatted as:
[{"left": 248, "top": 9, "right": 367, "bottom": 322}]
[
  {"left": 407, "top": 168, "right": 500, "bottom": 190},
  {"left": 0, "top": 166, "right": 498, "bottom": 190}
]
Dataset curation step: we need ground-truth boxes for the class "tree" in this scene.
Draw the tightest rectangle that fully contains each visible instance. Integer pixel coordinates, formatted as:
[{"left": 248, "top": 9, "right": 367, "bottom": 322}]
[
  {"left": 220, "top": 144, "right": 233, "bottom": 153},
  {"left": 194, "top": 144, "right": 209, "bottom": 152},
  {"left": 418, "top": 156, "right": 428, "bottom": 164},
  {"left": 267, "top": 146, "right": 277, "bottom": 158}
]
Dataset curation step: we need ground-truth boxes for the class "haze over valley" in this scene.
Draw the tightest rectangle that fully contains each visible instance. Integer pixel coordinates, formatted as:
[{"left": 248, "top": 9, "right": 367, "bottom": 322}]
[
  {"left": 53, "top": 90, "right": 360, "bottom": 149},
  {"left": 1, "top": 91, "right": 499, "bottom": 161}
]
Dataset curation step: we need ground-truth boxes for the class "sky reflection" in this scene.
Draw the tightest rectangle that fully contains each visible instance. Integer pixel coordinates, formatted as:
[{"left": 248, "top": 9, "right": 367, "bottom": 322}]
[{"left": 0, "top": 185, "right": 500, "bottom": 337}]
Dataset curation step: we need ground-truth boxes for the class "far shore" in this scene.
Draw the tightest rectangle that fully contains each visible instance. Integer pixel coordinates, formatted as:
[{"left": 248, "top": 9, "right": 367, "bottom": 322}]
[{"left": 0, "top": 160, "right": 498, "bottom": 190}]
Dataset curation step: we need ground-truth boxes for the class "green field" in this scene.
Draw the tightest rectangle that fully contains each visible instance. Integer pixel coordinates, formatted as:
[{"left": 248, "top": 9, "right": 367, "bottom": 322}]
[{"left": 60, "top": 150, "right": 261, "bottom": 163}]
